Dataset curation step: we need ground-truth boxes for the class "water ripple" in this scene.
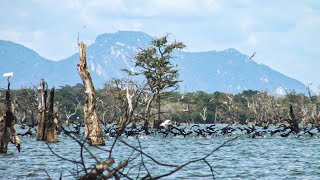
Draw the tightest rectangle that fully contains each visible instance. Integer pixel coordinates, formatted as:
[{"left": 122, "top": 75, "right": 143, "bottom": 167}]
[{"left": 1, "top": 135, "right": 320, "bottom": 179}]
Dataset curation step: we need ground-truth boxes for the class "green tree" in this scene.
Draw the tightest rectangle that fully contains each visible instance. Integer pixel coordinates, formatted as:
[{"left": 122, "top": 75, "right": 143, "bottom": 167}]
[{"left": 127, "top": 34, "right": 185, "bottom": 128}]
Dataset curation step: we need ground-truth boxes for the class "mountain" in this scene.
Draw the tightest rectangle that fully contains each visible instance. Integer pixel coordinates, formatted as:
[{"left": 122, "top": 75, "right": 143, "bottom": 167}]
[
  {"left": 0, "top": 31, "right": 308, "bottom": 94},
  {"left": 0, "top": 40, "right": 56, "bottom": 87},
  {"left": 176, "top": 49, "right": 306, "bottom": 94}
]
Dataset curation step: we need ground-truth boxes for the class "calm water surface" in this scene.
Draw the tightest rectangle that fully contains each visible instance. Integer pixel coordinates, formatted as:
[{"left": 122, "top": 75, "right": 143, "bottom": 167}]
[{"left": 1, "top": 127, "right": 320, "bottom": 179}]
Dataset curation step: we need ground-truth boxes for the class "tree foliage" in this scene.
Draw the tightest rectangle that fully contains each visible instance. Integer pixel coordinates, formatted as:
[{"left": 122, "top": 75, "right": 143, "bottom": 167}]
[{"left": 126, "top": 34, "right": 186, "bottom": 128}]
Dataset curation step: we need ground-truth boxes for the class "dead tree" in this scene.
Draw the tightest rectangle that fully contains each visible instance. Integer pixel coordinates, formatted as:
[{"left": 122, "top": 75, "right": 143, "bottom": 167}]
[
  {"left": 77, "top": 41, "right": 105, "bottom": 146},
  {"left": 36, "top": 79, "right": 47, "bottom": 140},
  {"left": 47, "top": 125, "right": 238, "bottom": 179},
  {"left": 64, "top": 98, "right": 81, "bottom": 125},
  {"left": 143, "top": 92, "right": 156, "bottom": 133},
  {"left": 200, "top": 107, "right": 207, "bottom": 124},
  {"left": 46, "top": 88, "right": 57, "bottom": 142},
  {"left": 13, "top": 87, "right": 38, "bottom": 127},
  {"left": 0, "top": 76, "right": 20, "bottom": 153},
  {"left": 288, "top": 105, "right": 300, "bottom": 133},
  {"left": 118, "top": 82, "right": 135, "bottom": 132},
  {"left": 36, "top": 79, "right": 57, "bottom": 142}
]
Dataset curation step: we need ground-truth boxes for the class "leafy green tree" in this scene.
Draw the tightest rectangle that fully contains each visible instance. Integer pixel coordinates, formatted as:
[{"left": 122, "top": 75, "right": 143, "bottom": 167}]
[{"left": 126, "top": 34, "right": 185, "bottom": 128}]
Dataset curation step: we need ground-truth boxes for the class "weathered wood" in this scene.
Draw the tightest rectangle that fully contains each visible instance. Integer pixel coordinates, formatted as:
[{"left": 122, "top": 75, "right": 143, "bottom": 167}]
[
  {"left": 118, "top": 114, "right": 127, "bottom": 135},
  {"left": 81, "top": 158, "right": 115, "bottom": 180},
  {"left": 315, "top": 102, "right": 320, "bottom": 127},
  {"left": 144, "top": 93, "right": 155, "bottom": 134},
  {"left": 105, "top": 160, "right": 128, "bottom": 179},
  {"left": 46, "top": 88, "right": 57, "bottom": 142},
  {"left": 77, "top": 42, "right": 105, "bottom": 146},
  {"left": 36, "top": 80, "right": 58, "bottom": 142},
  {"left": 0, "top": 82, "right": 20, "bottom": 153},
  {"left": 154, "top": 92, "right": 161, "bottom": 128},
  {"left": 36, "top": 79, "right": 47, "bottom": 140},
  {"left": 91, "top": 158, "right": 115, "bottom": 175},
  {"left": 289, "top": 105, "right": 299, "bottom": 133}
]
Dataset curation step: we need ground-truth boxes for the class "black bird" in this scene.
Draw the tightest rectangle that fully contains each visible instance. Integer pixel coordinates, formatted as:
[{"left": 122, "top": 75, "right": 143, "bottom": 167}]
[
  {"left": 10, "top": 141, "right": 20, "bottom": 152},
  {"left": 280, "top": 131, "right": 291, "bottom": 137},
  {"left": 249, "top": 52, "right": 256, "bottom": 60},
  {"left": 304, "top": 129, "right": 316, "bottom": 137}
]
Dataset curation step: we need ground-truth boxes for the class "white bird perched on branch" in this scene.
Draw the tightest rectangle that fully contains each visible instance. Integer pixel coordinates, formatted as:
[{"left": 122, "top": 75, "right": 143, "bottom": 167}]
[
  {"left": 3, "top": 72, "right": 13, "bottom": 78},
  {"left": 3, "top": 72, "right": 13, "bottom": 89}
]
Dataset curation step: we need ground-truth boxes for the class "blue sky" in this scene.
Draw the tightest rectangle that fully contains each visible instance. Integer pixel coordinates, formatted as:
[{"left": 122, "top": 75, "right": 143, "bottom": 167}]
[{"left": 1, "top": 0, "right": 320, "bottom": 91}]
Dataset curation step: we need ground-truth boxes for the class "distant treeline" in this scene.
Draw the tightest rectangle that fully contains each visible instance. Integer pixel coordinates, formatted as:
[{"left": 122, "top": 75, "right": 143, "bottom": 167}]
[{"left": 1, "top": 81, "right": 319, "bottom": 128}]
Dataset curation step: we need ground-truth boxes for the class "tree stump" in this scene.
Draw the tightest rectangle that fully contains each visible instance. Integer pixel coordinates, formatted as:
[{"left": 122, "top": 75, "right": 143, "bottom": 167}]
[
  {"left": 36, "top": 79, "right": 47, "bottom": 140},
  {"left": 77, "top": 42, "right": 105, "bottom": 146},
  {"left": 289, "top": 105, "right": 299, "bottom": 133},
  {"left": 0, "top": 81, "right": 20, "bottom": 153},
  {"left": 46, "top": 88, "right": 57, "bottom": 142},
  {"left": 36, "top": 79, "right": 58, "bottom": 142}
]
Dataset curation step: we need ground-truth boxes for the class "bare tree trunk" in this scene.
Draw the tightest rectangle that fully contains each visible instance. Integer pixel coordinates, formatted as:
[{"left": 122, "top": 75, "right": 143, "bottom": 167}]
[
  {"left": 36, "top": 79, "right": 47, "bottom": 140},
  {"left": 154, "top": 92, "right": 161, "bottom": 128},
  {"left": 77, "top": 42, "right": 105, "bottom": 146},
  {"left": 31, "top": 111, "right": 36, "bottom": 127},
  {"left": 289, "top": 105, "right": 299, "bottom": 133},
  {"left": 200, "top": 107, "right": 207, "bottom": 124},
  {"left": 46, "top": 88, "right": 57, "bottom": 142},
  {"left": 131, "top": 118, "right": 137, "bottom": 129},
  {"left": 118, "top": 84, "right": 136, "bottom": 134},
  {"left": 36, "top": 80, "right": 58, "bottom": 142},
  {"left": 315, "top": 103, "right": 320, "bottom": 127},
  {"left": 144, "top": 93, "right": 155, "bottom": 133},
  {"left": 118, "top": 113, "right": 127, "bottom": 135},
  {"left": 0, "top": 80, "right": 20, "bottom": 153},
  {"left": 214, "top": 106, "right": 218, "bottom": 124},
  {"left": 126, "top": 84, "right": 135, "bottom": 129}
]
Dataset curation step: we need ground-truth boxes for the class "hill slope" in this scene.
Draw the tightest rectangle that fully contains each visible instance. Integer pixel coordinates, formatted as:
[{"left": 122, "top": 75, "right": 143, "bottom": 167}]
[{"left": 0, "top": 31, "right": 307, "bottom": 94}]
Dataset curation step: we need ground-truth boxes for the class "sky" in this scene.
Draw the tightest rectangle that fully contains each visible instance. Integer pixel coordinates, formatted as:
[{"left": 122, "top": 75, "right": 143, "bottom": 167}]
[{"left": 1, "top": 0, "right": 320, "bottom": 91}]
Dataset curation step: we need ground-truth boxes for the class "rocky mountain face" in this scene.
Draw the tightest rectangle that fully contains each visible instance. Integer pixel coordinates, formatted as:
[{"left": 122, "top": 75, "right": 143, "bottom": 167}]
[{"left": 0, "top": 31, "right": 307, "bottom": 94}]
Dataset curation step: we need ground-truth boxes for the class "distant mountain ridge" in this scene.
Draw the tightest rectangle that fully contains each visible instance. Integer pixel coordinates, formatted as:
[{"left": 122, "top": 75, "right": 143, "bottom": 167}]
[{"left": 0, "top": 31, "right": 308, "bottom": 94}]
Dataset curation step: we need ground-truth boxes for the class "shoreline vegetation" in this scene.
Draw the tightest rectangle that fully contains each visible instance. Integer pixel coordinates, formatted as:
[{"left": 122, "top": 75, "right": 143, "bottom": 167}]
[{"left": 4, "top": 83, "right": 319, "bottom": 128}]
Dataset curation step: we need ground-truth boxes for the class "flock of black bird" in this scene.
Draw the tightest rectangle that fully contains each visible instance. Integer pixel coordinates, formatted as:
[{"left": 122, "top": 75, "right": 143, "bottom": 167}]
[
  {"left": 17, "top": 122, "right": 320, "bottom": 139},
  {"left": 117, "top": 123, "right": 320, "bottom": 138}
]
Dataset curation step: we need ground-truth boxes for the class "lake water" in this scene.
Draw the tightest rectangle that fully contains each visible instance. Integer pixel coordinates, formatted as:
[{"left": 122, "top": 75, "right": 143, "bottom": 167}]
[{"left": 1, "top": 125, "right": 320, "bottom": 179}]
